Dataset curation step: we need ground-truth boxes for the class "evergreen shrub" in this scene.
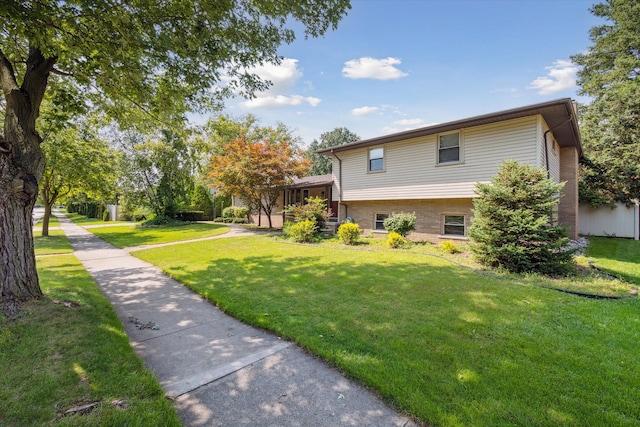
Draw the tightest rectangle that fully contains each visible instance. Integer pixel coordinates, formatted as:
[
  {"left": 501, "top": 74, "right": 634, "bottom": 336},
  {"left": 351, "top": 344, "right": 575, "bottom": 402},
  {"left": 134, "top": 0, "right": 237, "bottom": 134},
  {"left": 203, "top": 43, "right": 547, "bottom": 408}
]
[{"left": 468, "top": 161, "right": 576, "bottom": 275}]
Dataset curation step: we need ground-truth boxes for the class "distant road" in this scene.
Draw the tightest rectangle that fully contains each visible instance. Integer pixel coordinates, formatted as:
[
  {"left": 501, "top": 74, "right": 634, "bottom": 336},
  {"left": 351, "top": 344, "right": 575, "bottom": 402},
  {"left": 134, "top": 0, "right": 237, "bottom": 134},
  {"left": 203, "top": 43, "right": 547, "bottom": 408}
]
[{"left": 33, "top": 207, "right": 45, "bottom": 224}]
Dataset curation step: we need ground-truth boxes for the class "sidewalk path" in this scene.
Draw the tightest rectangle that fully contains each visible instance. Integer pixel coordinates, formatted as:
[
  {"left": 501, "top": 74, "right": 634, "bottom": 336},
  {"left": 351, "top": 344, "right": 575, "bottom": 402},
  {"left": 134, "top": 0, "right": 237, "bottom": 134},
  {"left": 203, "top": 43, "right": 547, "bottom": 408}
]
[{"left": 55, "top": 213, "right": 416, "bottom": 427}]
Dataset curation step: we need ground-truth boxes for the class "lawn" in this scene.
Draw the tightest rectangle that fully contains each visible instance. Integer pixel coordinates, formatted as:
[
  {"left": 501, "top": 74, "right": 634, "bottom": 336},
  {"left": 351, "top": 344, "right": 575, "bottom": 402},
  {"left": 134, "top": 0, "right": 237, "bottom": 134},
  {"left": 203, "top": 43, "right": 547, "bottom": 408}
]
[
  {"left": 0, "top": 254, "right": 180, "bottom": 426},
  {"left": 64, "top": 212, "right": 134, "bottom": 226},
  {"left": 35, "top": 215, "right": 60, "bottom": 227},
  {"left": 133, "top": 235, "right": 640, "bottom": 426},
  {"left": 586, "top": 237, "right": 640, "bottom": 285},
  {"left": 34, "top": 229, "right": 74, "bottom": 256},
  {"left": 88, "top": 223, "right": 229, "bottom": 248}
]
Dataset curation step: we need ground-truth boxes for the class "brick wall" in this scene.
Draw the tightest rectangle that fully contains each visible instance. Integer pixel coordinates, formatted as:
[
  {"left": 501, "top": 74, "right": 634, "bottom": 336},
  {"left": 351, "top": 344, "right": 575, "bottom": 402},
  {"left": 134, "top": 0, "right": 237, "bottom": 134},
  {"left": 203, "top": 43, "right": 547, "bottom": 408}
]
[
  {"left": 343, "top": 198, "right": 474, "bottom": 242},
  {"left": 558, "top": 147, "right": 579, "bottom": 239}
]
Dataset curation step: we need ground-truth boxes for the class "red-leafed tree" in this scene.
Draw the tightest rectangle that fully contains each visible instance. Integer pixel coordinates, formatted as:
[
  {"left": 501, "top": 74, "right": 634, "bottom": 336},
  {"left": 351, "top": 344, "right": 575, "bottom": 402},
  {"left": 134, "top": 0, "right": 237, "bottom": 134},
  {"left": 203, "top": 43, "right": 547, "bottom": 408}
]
[{"left": 207, "top": 137, "right": 310, "bottom": 229}]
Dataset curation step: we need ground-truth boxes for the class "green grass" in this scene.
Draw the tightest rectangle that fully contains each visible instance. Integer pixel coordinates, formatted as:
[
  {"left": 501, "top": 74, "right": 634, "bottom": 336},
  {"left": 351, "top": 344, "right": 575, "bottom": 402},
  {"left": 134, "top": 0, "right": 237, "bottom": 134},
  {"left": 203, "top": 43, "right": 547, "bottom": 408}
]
[
  {"left": 0, "top": 254, "right": 180, "bottom": 426},
  {"left": 133, "top": 235, "right": 640, "bottom": 426},
  {"left": 314, "top": 235, "right": 636, "bottom": 297},
  {"left": 89, "top": 223, "right": 229, "bottom": 248},
  {"left": 34, "top": 229, "right": 74, "bottom": 255},
  {"left": 34, "top": 215, "right": 60, "bottom": 227},
  {"left": 64, "top": 212, "right": 133, "bottom": 226},
  {"left": 586, "top": 237, "right": 640, "bottom": 285}
]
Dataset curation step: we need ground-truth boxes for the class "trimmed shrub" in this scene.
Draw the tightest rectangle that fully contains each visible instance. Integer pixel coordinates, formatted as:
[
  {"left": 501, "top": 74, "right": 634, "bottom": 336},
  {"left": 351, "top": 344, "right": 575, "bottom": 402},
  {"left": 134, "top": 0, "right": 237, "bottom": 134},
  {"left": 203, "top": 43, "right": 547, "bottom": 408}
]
[
  {"left": 222, "top": 206, "right": 236, "bottom": 219},
  {"left": 282, "top": 221, "right": 294, "bottom": 237},
  {"left": 337, "top": 222, "right": 362, "bottom": 245},
  {"left": 386, "top": 231, "right": 407, "bottom": 248},
  {"left": 383, "top": 212, "right": 416, "bottom": 237},
  {"left": 284, "top": 196, "right": 331, "bottom": 227},
  {"left": 288, "top": 219, "right": 317, "bottom": 243},
  {"left": 439, "top": 240, "right": 460, "bottom": 254},
  {"left": 222, "top": 206, "right": 249, "bottom": 221},
  {"left": 102, "top": 209, "right": 110, "bottom": 222}
]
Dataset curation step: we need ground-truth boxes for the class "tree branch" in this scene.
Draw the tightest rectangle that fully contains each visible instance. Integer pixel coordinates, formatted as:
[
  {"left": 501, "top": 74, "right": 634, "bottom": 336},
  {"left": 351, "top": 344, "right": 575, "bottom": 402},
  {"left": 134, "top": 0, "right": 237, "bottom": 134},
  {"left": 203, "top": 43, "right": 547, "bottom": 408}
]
[
  {"left": 22, "top": 47, "right": 57, "bottom": 116},
  {"left": 51, "top": 67, "right": 73, "bottom": 77},
  {"left": 0, "top": 47, "right": 20, "bottom": 98}
]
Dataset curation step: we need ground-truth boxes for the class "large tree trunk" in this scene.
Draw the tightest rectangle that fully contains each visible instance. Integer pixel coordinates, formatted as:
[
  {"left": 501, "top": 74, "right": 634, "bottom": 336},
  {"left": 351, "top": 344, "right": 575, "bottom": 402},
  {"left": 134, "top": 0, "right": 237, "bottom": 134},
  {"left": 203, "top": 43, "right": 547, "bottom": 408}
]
[{"left": 0, "top": 47, "right": 55, "bottom": 316}]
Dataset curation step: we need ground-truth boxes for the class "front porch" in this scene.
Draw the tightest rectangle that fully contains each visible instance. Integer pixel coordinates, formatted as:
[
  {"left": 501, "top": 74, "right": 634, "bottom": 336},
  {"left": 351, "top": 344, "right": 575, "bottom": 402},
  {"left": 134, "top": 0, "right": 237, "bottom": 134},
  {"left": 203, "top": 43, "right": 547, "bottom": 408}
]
[{"left": 282, "top": 174, "right": 337, "bottom": 225}]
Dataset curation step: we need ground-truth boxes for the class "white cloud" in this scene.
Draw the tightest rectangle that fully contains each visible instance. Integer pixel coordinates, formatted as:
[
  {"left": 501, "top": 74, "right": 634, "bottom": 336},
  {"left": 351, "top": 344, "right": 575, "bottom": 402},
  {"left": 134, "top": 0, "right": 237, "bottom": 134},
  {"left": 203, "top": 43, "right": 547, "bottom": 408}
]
[
  {"left": 243, "top": 95, "right": 321, "bottom": 108},
  {"left": 251, "top": 58, "right": 302, "bottom": 95},
  {"left": 528, "top": 60, "right": 578, "bottom": 95},
  {"left": 343, "top": 57, "right": 408, "bottom": 80},
  {"left": 351, "top": 106, "right": 380, "bottom": 116},
  {"left": 394, "top": 118, "right": 425, "bottom": 127},
  {"left": 235, "top": 58, "right": 323, "bottom": 109}
]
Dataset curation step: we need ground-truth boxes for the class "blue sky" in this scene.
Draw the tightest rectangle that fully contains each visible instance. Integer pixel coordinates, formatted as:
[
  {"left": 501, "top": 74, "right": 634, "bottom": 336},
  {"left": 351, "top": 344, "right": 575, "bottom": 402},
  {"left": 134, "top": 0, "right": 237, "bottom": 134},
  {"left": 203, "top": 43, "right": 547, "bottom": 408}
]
[{"left": 204, "top": 0, "right": 602, "bottom": 146}]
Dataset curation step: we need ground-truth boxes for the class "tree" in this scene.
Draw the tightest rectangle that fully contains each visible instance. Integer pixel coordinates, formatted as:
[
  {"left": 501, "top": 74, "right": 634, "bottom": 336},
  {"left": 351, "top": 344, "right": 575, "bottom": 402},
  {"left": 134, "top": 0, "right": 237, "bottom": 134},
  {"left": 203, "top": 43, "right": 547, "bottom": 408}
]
[
  {"left": 468, "top": 161, "right": 575, "bottom": 275},
  {"left": 190, "top": 185, "right": 214, "bottom": 220},
  {"left": 571, "top": 0, "right": 640, "bottom": 205},
  {"left": 40, "top": 123, "right": 116, "bottom": 235},
  {"left": 117, "top": 130, "right": 199, "bottom": 219},
  {"left": 207, "top": 137, "right": 310, "bottom": 229},
  {"left": 1, "top": 1, "right": 349, "bottom": 315},
  {"left": 306, "top": 127, "right": 360, "bottom": 175},
  {"left": 204, "top": 114, "right": 304, "bottom": 154}
]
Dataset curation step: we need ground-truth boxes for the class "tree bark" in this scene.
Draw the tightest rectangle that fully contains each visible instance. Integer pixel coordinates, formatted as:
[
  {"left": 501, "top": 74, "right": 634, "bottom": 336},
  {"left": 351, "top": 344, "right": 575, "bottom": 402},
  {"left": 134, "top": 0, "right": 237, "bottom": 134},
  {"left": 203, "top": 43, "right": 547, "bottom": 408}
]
[
  {"left": 42, "top": 202, "right": 52, "bottom": 237},
  {"left": 1, "top": 47, "right": 55, "bottom": 316}
]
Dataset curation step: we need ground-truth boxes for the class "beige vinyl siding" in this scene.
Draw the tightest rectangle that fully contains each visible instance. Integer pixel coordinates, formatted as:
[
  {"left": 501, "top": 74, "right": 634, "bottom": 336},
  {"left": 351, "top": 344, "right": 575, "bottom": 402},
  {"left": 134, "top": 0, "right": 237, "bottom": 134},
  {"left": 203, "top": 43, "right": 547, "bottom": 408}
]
[
  {"left": 540, "top": 120, "right": 561, "bottom": 183},
  {"left": 336, "top": 116, "right": 540, "bottom": 201},
  {"left": 331, "top": 158, "right": 341, "bottom": 201}
]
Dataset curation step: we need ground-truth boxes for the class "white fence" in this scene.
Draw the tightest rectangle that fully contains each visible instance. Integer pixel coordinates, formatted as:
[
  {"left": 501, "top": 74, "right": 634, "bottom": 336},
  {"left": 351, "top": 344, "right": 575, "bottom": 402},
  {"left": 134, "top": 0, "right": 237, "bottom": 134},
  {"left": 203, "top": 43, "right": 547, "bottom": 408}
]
[
  {"left": 105, "top": 204, "right": 123, "bottom": 221},
  {"left": 579, "top": 202, "right": 639, "bottom": 240}
]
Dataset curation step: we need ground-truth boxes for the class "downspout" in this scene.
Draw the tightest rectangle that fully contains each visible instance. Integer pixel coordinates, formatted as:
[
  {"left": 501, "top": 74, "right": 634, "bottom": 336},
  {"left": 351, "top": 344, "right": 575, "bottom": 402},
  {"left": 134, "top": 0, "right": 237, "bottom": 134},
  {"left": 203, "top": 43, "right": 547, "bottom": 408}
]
[
  {"left": 543, "top": 129, "right": 552, "bottom": 179},
  {"left": 330, "top": 149, "right": 345, "bottom": 221}
]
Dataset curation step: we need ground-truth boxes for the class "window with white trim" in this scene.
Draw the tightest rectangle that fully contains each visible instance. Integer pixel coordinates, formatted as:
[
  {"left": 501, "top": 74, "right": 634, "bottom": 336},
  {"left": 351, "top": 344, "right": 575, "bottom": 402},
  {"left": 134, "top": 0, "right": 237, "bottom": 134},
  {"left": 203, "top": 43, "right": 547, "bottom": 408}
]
[
  {"left": 374, "top": 213, "right": 389, "bottom": 231},
  {"left": 369, "top": 147, "right": 384, "bottom": 172},
  {"left": 443, "top": 215, "right": 465, "bottom": 236},
  {"left": 438, "top": 132, "right": 460, "bottom": 164}
]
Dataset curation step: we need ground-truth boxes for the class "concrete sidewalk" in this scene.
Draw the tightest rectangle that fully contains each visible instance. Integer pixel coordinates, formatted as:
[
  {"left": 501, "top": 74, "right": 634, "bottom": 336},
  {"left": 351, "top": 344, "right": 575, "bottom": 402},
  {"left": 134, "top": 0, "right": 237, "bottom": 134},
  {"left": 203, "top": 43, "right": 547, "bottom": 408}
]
[{"left": 55, "top": 214, "right": 416, "bottom": 426}]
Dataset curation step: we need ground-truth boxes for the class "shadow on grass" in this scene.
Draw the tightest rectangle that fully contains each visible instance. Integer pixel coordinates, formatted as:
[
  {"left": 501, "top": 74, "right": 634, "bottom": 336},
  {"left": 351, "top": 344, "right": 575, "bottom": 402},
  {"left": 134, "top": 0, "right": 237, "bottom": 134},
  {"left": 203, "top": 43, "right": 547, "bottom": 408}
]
[{"left": 132, "top": 236, "right": 640, "bottom": 426}]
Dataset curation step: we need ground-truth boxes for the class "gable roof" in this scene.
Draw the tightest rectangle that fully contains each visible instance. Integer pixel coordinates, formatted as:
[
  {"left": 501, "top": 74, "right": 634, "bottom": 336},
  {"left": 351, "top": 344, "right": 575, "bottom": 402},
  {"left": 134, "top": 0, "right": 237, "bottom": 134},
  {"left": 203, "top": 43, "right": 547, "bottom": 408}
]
[{"left": 318, "top": 98, "right": 582, "bottom": 157}]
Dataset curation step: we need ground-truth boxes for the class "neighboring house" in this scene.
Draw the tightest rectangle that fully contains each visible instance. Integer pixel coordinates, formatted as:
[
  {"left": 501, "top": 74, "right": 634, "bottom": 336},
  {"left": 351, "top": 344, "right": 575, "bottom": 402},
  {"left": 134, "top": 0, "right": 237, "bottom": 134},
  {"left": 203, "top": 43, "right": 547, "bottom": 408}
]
[
  {"left": 318, "top": 98, "right": 583, "bottom": 241},
  {"left": 232, "top": 174, "right": 335, "bottom": 228}
]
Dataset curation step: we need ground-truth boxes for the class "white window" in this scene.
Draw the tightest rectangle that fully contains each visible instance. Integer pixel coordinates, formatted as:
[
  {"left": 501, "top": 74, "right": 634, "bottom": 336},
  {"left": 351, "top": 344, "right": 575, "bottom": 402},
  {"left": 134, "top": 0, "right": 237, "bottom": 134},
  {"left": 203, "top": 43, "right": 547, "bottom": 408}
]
[
  {"left": 374, "top": 213, "right": 389, "bottom": 231},
  {"left": 443, "top": 215, "right": 465, "bottom": 236},
  {"left": 369, "top": 147, "right": 384, "bottom": 172},
  {"left": 438, "top": 132, "right": 460, "bottom": 164}
]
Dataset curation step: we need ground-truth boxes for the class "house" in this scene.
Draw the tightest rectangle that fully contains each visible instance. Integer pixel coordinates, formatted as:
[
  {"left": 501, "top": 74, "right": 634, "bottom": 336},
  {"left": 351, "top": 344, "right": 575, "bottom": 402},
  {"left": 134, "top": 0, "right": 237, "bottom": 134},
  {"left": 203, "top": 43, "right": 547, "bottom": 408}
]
[
  {"left": 318, "top": 98, "right": 583, "bottom": 241},
  {"left": 233, "top": 174, "right": 335, "bottom": 228}
]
